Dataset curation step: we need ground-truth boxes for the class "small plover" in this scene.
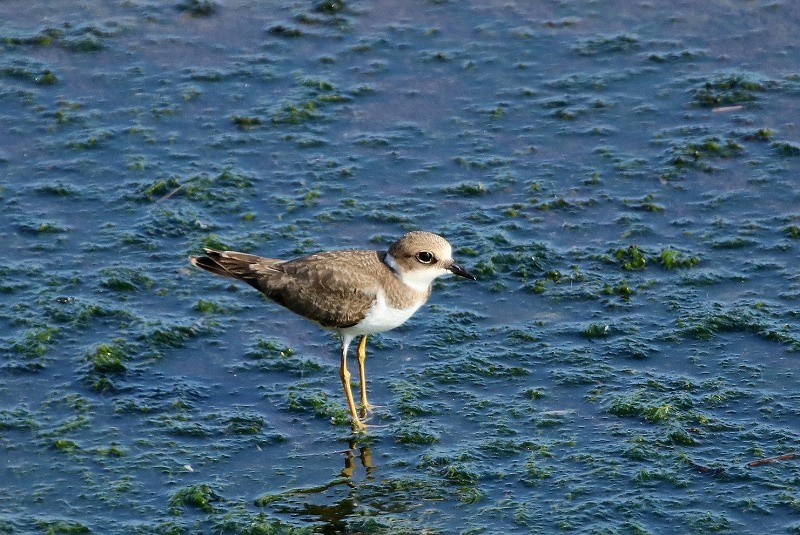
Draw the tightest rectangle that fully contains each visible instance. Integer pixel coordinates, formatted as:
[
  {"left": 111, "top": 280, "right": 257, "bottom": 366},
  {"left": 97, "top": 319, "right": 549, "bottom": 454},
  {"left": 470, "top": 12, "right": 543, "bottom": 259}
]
[{"left": 189, "top": 231, "right": 476, "bottom": 431}]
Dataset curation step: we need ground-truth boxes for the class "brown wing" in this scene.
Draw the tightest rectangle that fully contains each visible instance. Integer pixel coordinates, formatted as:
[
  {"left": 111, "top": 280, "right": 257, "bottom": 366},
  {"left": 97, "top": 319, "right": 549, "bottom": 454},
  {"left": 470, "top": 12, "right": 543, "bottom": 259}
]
[
  {"left": 189, "top": 248, "right": 383, "bottom": 329},
  {"left": 190, "top": 249, "right": 282, "bottom": 282}
]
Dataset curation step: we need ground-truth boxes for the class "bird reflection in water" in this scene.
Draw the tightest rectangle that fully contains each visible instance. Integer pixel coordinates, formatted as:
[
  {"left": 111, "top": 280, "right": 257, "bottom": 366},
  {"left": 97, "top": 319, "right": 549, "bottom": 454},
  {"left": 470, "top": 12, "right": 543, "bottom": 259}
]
[
  {"left": 341, "top": 440, "right": 375, "bottom": 483},
  {"left": 259, "top": 441, "right": 375, "bottom": 534},
  {"left": 299, "top": 441, "right": 375, "bottom": 534}
]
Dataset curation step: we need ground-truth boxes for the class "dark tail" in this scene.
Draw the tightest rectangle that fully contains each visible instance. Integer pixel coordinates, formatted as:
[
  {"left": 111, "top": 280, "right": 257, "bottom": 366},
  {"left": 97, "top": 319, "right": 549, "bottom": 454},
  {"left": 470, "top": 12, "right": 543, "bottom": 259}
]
[{"left": 188, "top": 249, "right": 238, "bottom": 279}]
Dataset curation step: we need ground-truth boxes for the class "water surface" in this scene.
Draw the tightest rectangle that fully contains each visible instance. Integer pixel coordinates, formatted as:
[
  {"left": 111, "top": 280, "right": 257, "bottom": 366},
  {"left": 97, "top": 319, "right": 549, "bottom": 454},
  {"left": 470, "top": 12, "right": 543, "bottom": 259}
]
[{"left": 1, "top": 1, "right": 799, "bottom": 533}]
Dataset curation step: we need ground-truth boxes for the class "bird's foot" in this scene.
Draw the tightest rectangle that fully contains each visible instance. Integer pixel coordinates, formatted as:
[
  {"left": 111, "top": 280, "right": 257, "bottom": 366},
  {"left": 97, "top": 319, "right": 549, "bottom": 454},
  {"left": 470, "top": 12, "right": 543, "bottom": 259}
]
[
  {"left": 358, "top": 402, "right": 384, "bottom": 419},
  {"left": 351, "top": 418, "right": 368, "bottom": 434}
]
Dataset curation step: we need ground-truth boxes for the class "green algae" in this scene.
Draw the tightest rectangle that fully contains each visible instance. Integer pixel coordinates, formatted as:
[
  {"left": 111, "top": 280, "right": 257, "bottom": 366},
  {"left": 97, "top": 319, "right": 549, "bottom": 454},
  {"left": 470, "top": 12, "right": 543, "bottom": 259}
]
[
  {"left": 669, "top": 136, "right": 744, "bottom": 170},
  {"left": 394, "top": 423, "right": 439, "bottom": 445},
  {"left": 614, "top": 245, "right": 647, "bottom": 270},
  {"left": 0, "top": 58, "right": 60, "bottom": 89},
  {"left": 658, "top": 248, "right": 699, "bottom": 269},
  {"left": 583, "top": 323, "right": 609, "bottom": 340},
  {"left": 88, "top": 344, "right": 127, "bottom": 374},
  {"left": 0, "top": 406, "right": 39, "bottom": 431},
  {"left": 212, "top": 513, "right": 313, "bottom": 535},
  {"left": 522, "top": 452, "right": 554, "bottom": 485},
  {"left": 602, "top": 280, "right": 634, "bottom": 299},
  {"left": 169, "top": 484, "right": 221, "bottom": 514},
  {"left": 224, "top": 413, "right": 267, "bottom": 435},
  {"left": 601, "top": 245, "right": 700, "bottom": 273},
  {"left": 34, "top": 182, "right": 79, "bottom": 196},
  {"left": 444, "top": 181, "right": 488, "bottom": 196},
  {"left": 177, "top": 0, "right": 219, "bottom": 16},
  {"left": 44, "top": 299, "right": 134, "bottom": 328},
  {"left": 138, "top": 169, "right": 254, "bottom": 208},
  {"left": 772, "top": 141, "right": 800, "bottom": 157},
  {"left": 1, "top": 2, "right": 799, "bottom": 534},
  {"left": 146, "top": 322, "right": 206, "bottom": 349},
  {"left": 34, "top": 70, "right": 57, "bottom": 85},
  {"left": 453, "top": 155, "right": 513, "bottom": 169},
  {"left": 286, "top": 388, "right": 350, "bottom": 425},
  {"left": 648, "top": 49, "right": 706, "bottom": 63},
  {"left": 264, "top": 79, "right": 353, "bottom": 126},
  {"left": 4, "top": 327, "right": 59, "bottom": 370},
  {"left": 232, "top": 115, "right": 263, "bottom": 129},
  {"left": 622, "top": 194, "right": 665, "bottom": 213},
  {"left": 193, "top": 299, "right": 225, "bottom": 314},
  {"left": 64, "top": 129, "right": 114, "bottom": 150},
  {"left": 271, "top": 101, "right": 320, "bottom": 124},
  {"left": 36, "top": 519, "right": 90, "bottom": 535},
  {"left": 609, "top": 395, "right": 675, "bottom": 424},
  {"left": 783, "top": 225, "right": 800, "bottom": 239},
  {"left": 53, "top": 438, "right": 80, "bottom": 453},
  {"left": 95, "top": 443, "right": 126, "bottom": 457},
  {"left": 678, "top": 305, "right": 800, "bottom": 349},
  {"left": 743, "top": 128, "right": 774, "bottom": 141},
  {"left": 690, "top": 72, "right": 771, "bottom": 107},
  {"left": 390, "top": 379, "right": 438, "bottom": 417},
  {"left": 239, "top": 337, "right": 324, "bottom": 377},
  {"left": 100, "top": 267, "right": 154, "bottom": 292},
  {"left": 17, "top": 221, "right": 69, "bottom": 235},
  {"left": 573, "top": 34, "right": 639, "bottom": 56},
  {"left": 246, "top": 337, "right": 295, "bottom": 358},
  {"left": 268, "top": 25, "right": 304, "bottom": 38}
]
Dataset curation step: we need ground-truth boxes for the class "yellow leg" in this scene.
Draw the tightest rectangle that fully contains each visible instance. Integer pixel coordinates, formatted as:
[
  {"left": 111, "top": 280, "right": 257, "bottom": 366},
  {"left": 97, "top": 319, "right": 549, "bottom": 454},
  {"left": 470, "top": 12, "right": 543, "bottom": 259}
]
[
  {"left": 357, "top": 335, "right": 369, "bottom": 413},
  {"left": 340, "top": 338, "right": 366, "bottom": 432}
]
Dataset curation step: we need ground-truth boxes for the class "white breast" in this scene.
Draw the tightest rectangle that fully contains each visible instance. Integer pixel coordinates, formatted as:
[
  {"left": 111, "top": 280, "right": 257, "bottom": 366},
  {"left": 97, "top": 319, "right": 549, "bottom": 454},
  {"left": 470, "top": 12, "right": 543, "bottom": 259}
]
[{"left": 340, "top": 288, "right": 424, "bottom": 336}]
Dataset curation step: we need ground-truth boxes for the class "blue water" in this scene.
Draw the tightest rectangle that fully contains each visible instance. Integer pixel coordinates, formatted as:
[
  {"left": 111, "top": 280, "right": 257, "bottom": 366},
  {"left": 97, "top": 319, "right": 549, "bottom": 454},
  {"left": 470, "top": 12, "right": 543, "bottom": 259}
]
[{"left": 1, "top": 0, "right": 799, "bottom": 533}]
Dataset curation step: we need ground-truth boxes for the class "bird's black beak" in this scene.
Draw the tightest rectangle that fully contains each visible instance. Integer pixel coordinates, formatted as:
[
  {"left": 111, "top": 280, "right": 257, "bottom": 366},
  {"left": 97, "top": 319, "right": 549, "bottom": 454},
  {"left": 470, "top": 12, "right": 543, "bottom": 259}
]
[{"left": 448, "top": 262, "right": 477, "bottom": 281}]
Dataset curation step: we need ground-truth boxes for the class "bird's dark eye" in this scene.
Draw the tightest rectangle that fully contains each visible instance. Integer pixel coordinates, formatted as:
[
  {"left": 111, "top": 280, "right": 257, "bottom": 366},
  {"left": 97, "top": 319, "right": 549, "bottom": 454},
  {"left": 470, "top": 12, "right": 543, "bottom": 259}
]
[{"left": 415, "top": 251, "right": 434, "bottom": 264}]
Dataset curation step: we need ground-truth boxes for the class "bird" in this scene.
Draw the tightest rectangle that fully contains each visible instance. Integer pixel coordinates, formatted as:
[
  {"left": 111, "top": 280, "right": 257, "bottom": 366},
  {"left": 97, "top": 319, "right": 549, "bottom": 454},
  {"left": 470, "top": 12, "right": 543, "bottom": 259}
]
[{"left": 188, "top": 231, "right": 476, "bottom": 431}]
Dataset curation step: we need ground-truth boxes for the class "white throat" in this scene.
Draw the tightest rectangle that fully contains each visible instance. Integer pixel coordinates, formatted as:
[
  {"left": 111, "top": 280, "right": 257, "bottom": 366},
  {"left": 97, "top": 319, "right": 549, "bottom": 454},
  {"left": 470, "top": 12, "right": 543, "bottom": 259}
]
[{"left": 385, "top": 253, "right": 449, "bottom": 293}]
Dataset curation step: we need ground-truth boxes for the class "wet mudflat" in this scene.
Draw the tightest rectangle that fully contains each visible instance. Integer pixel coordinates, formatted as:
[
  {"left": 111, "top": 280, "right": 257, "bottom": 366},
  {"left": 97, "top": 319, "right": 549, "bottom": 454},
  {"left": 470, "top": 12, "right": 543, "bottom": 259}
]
[{"left": 1, "top": 0, "right": 799, "bottom": 533}]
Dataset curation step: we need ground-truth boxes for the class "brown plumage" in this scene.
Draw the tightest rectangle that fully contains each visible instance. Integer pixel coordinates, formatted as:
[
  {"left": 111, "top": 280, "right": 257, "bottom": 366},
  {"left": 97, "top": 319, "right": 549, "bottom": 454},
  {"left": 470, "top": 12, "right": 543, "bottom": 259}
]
[
  {"left": 188, "top": 231, "right": 476, "bottom": 431},
  {"left": 192, "top": 249, "right": 393, "bottom": 329}
]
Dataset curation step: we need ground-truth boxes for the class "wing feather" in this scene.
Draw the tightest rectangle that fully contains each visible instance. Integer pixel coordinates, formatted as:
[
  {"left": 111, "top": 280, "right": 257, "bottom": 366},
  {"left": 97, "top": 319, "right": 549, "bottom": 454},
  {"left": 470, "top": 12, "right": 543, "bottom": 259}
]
[{"left": 189, "top": 249, "right": 385, "bottom": 328}]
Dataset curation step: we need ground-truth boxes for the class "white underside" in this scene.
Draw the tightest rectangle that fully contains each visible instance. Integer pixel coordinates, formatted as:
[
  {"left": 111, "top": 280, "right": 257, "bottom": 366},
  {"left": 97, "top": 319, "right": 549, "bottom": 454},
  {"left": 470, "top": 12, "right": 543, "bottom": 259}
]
[{"left": 338, "top": 288, "right": 424, "bottom": 338}]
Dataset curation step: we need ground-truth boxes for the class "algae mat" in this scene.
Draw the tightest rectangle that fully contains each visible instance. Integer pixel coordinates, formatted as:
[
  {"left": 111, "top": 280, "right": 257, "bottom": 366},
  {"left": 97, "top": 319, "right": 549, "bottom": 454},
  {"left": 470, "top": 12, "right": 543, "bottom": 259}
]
[{"left": 1, "top": 1, "right": 799, "bottom": 533}]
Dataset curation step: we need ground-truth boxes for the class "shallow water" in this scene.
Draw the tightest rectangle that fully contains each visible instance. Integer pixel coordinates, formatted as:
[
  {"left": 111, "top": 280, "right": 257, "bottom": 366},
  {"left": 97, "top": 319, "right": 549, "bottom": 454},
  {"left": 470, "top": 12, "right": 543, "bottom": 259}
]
[{"left": 1, "top": 0, "right": 799, "bottom": 533}]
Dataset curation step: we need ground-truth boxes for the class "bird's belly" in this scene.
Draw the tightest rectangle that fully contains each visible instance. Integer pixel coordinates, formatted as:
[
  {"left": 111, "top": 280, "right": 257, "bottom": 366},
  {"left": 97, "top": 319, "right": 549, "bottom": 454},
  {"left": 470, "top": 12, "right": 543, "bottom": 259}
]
[{"left": 342, "top": 291, "right": 423, "bottom": 335}]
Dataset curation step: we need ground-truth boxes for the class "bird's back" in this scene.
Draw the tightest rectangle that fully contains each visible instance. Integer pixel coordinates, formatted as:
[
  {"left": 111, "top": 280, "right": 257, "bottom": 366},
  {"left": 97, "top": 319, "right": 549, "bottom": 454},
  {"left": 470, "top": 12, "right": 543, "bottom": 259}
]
[{"left": 191, "top": 249, "right": 388, "bottom": 329}]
